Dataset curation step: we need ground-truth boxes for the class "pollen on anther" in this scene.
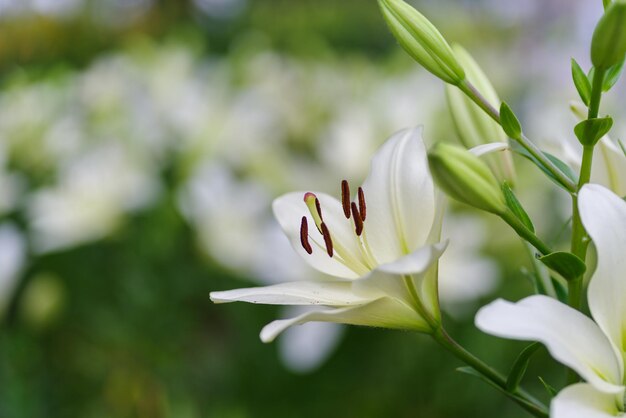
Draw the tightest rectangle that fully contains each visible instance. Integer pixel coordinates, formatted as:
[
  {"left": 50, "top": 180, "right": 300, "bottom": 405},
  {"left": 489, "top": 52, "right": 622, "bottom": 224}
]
[
  {"left": 300, "top": 216, "right": 313, "bottom": 254},
  {"left": 320, "top": 222, "right": 334, "bottom": 257},
  {"left": 358, "top": 187, "right": 366, "bottom": 221},
  {"left": 351, "top": 202, "right": 364, "bottom": 236},
  {"left": 341, "top": 180, "right": 351, "bottom": 219}
]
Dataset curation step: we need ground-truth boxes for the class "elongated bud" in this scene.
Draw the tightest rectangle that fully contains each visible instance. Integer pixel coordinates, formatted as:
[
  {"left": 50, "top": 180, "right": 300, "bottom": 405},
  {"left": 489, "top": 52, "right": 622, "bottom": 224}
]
[
  {"left": 445, "top": 44, "right": 515, "bottom": 184},
  {"left": 378, "top": 0, "right": 465, "bottom": 85},
  {"left": 591, "top": 1, "right": 626, "bottom": 70},
  {"left": 428, "top": 143, "right": 506, "bottom": 215}
]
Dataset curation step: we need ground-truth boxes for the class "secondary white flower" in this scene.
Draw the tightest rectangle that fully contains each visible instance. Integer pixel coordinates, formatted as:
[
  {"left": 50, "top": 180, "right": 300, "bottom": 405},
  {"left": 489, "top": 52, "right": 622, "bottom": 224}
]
[
  {"left": 475, "top": 184, "right": 626, "bottom": 417},
  {"left": 546, "top": 102, "right": 626, "bottom": 197},
  {"left": 438, "top": 215, "right": 499, "bottom": 314},
  {"left": 28, "top": 143, "right": 159, "bottom": 253},
  {"left": 211, "top": 127, "right": 447, "bottom": 342}
]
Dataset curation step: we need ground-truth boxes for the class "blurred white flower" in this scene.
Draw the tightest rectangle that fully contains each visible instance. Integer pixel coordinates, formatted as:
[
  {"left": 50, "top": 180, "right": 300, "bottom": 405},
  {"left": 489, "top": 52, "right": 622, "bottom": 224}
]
[
  {"left": 178, "top": 162, "right": 271, "bottom": 272},
  {"left": 0, "top": 223, "right": 26, "bottom": 318},
  {"left": 438, "top": 214, "right": 499, "bottom": 314},
  {"left": 28, "top": 143, "right": 159, "bottom": 253}
]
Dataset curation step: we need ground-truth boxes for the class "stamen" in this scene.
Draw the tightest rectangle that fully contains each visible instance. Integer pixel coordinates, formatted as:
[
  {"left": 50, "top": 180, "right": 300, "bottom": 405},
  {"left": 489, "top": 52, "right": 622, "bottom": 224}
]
[
  {"left": 315, "top": 198, "right": 323, "bottom": 219},
  {"left": 351, "top": 202, "right": 364, "bottom": 236},
  {"left": 320, "top": 222, "right": 334, "bottom": 257},
  {"left": 358, "top": 187, "right": 366, "bottom": 221},
  {"left": 303, "top": 192, "right": 324, "bottom": 231},
  {"left": 341, "top": 180, "right": 351, "bottom": 219},
  {"left": 300, "top": 216, "right": 313, "bottom": 254}
]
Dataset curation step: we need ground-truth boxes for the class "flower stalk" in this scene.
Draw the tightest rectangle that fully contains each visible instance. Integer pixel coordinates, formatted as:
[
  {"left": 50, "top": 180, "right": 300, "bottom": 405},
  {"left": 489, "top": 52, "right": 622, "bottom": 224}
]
[
  {"left": 569, "top": 67, "right": 607, "bottom": 313},
  {"left": 457, "top": 80, "right": 577, "bottom": 193}
]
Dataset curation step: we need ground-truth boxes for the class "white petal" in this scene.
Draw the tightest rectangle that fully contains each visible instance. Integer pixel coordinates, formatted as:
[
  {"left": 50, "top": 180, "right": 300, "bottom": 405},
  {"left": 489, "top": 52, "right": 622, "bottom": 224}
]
[
  {"left": 260, "top": 297, "right": 429, "bottom": 342},
  {"left": 375, "top": 241, "right": 448, "bottom": 275},
  {"left": 552, "top": 384, "right": 623, "bottom": 418},
  {"left": 360, "top": 127, "right": 436, "bottom": 263},
  {"left": 476, "top": 295, "right": 623, "bottom": 394},
  {"left": 592, "top": 138, "right": 626, "bottom": 197},
  {"left": 468, "top": 142, "right": 510, "bottom": 157},
  {"left": 273, "top": 192, "right": 367, "bottom": 279},
  {"left": 278, "top": 306, "right": 344, "bottom": 373},
  {"left": 210, "top": 281, "right": 375, "bottom": 306},
  {"left": 580, "top": 184, "right": 626, "bottom": 372}
]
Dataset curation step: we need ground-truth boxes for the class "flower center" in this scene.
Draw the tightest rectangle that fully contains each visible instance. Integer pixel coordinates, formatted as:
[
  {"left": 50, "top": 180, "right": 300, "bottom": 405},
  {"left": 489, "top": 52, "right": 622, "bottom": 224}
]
[{"left": 299, "top": 180, "right": 378, "bottom": 274}]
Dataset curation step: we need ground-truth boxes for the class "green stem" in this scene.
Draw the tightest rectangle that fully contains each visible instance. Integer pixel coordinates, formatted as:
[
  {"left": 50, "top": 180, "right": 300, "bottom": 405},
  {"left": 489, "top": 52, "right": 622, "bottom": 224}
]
[
  {"left": 568, "top": 69, "right": 605, "bottom": 309},
  {"left": 432, "top": 329, "right": 549, "bottom": 418},
  {"left": 402, "top": 276, "right": 548, "bottom": 417},
  {"left": 501, "top": 210, "right": 553, "bottom": 256},
  {"left": 566, "top": 68, "right": 606, "bottom": 383},
  {"left": 458, "top": 81, "right": 577, "bottom": 193}
]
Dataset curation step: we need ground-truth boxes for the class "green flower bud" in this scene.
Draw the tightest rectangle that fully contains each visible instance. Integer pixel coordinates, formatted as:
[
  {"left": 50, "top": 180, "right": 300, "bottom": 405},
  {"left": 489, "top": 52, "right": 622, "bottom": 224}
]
[
  {"left": 445, "top": 44, "right": 515, "bottom": 184},
  {"left": 378, "top": 0, "right": 465, "bottom": 85},
  {"left": 428, "top": 143, "right": 507, "bottom": 215},
  {"left": 591, "top": 0, "right": 626, "bottom": 70}
]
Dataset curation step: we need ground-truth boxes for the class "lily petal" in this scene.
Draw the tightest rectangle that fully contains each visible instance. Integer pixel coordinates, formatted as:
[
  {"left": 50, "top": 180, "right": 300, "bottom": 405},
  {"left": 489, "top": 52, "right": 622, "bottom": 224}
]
[
  {"left": 476, "top": 295, "right": 623, "bottom": 394},
  {"left": 210, "top": 281, "right": 376, "bottom": 306},
  {"left": 260, "top": 297, "right": 429, "bottom": 342},
  {"left": 360, "top": 127, "right": 436, "bottom": 263},
  {"left": 277, "top": 306, "right": 344, "bottom": 373},
  {"left": 273, "top": 192, "right": 368, "bottom": 279},
  {"left": 592, "top": 138, "right": 626, "bottom": 197},
  {"left": 552, "top": 384, "right": 623, "bottom": 418},
  {"left": 468, "top": 142, "right": 510, "bottom": 157},
  {"left": 376, "top": 241, "right": 448, "bottom": 275},
  {"left": 580, "top": 184, "right": 626, "bottom": 372}
]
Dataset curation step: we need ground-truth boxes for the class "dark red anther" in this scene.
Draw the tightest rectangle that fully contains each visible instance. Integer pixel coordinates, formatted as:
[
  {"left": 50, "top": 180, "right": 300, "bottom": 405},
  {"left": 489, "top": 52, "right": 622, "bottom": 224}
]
[
  {"left": 320, "top": 222, "right": 334, "bottom": 257},
  {"left": 357, "top": 187, "right": 366, "bottom": 221},
  {"left": 300, "top": 216, "right": 313, "bottom": 254},
  {"left": 341, "top": 180, "right": 351, "bottom": 219},
  {"left": 351, "top": 202, "right": 363, "bottom": 236},
  {"left": 315, "top": 198, "right": 323, "bottom": 220}
]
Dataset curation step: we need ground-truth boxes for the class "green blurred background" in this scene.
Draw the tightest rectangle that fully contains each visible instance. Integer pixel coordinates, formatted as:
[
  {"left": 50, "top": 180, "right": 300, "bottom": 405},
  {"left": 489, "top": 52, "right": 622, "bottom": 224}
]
[{"left": 0, "top": 1, "right": 613, "bottom": 417}]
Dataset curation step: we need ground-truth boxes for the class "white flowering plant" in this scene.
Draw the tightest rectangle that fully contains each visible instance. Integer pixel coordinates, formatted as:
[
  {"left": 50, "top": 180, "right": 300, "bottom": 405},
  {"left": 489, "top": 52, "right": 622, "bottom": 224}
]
[{"left": 212, "top": 1, "right": 626, "bottom": 416}]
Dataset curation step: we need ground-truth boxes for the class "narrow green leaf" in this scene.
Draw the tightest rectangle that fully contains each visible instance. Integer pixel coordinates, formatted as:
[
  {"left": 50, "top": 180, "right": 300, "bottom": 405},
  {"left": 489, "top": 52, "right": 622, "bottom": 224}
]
[
  {"left": 512, "top": 144, "right": 578, "bottom": 189},
  {"left": 458, "top": 367, "right": 547, "bottom": 414},
  {"left": 539, "top": 251, "right": 586, "bottom": 281},
  {"left": 538, "top": 376, "right": 558, "bottom": 398},
  {"left": 543, "top": 152, "right": 578, "bottom": 183},
  {"left": 603, "top": 58, "right": 625, "bottom": 91},
  {"left": 502, "top": 182, "right": 535, "bottom": 232},
  {"left": 506, "top": 343, "right": 541, "bottom": 392},
  {"left": 574, "top": 117, "right": 613, "bottom": 146},
  {"left": 571, "top": 58, "right": 591, "bottom": 105},
  {"left": 500, "top": 102, "right": 522, "bottom": 139}
]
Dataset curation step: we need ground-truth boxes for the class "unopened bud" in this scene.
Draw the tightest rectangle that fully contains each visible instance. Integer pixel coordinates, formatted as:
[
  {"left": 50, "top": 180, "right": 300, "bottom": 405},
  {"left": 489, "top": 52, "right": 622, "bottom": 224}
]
[
  {"left": 445, "top": 44, "right": 515, "bottom": 183},
  {"left": 428, "top": 143, "right": 506, "bottom": 214},
  {"left": 378, "top": 0, "right": 465, "bottom": 85},
  {"left": 591, "top": 1, "right": 626, "bottom": 70}
]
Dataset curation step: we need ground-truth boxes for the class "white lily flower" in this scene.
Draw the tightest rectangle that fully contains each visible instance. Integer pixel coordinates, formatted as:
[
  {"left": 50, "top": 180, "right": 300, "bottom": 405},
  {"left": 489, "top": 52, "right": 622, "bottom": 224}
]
[
  {"left": 475, "top": 184, "right": 626, "bottom": 416},
  {"left": 211, "top": 127, "right": 447, "bottom": 342}
]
